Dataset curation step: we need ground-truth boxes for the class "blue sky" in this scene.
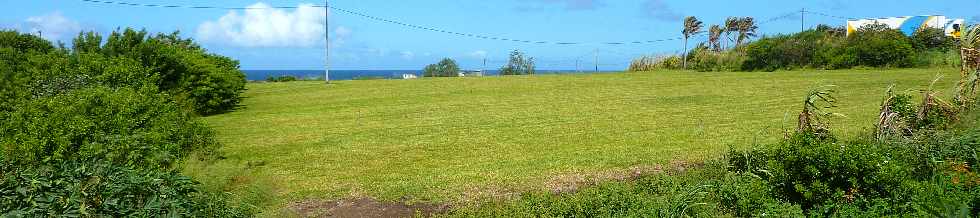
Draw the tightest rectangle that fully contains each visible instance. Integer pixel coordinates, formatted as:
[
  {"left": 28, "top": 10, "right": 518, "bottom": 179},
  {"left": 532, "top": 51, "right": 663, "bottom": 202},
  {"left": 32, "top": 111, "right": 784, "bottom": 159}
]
[{"left": 2, "top": 0, "right": 978, "bottom": 70}]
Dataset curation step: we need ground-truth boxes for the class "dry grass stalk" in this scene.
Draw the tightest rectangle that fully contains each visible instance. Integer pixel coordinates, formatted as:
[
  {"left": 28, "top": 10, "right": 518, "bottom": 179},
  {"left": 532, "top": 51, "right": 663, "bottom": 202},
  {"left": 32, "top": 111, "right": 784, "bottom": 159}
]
[
  {"left": 876, "top": 85, "right": 911, "bottom": 140},
  {"left": 919, "top": 75, "right": 959, "bottom": 127},
  {"left": 798, "top": 85, "right": 842, "bottom": 139}
]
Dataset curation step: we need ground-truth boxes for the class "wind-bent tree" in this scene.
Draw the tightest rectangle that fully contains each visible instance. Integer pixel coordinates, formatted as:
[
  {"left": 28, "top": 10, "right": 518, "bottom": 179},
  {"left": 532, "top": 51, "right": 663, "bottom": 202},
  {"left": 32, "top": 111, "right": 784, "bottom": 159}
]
[
  {"left": 735, "top": 17, "right": 759, "bottom": 46},
  {"left": 724, "top": 17, "right": 739, "bottom": 49},
  {"left": 708, "top": 24, "right": 723, "bottom": 52},
  {"left": 682, "top": 16, "right": 704, "bottom": 69}
]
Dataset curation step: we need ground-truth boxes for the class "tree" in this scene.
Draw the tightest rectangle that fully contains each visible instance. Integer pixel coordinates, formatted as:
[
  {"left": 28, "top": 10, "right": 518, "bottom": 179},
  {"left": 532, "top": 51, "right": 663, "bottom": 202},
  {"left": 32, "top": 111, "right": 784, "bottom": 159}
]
[
  {"left": 500, "top": 50, "right": 535, "bottom": 75},
  {"left": 911, "top": 27, "right": 955, "bottom": 51},
  {"left": 72, "top": 31, "right": 102, "bottom": 54},
  {"left": 724, "top": 17, "right": 739, "bottom": 49},
  {"left": 682, "top": 16, "right": 704, "bottom": 69},
  {"left": 423, "top": 58, "right": 460, "bottom": 77},
  {"left": 708, "top": 24, "right": 723, "bottom": 52},
  {"left": 735, "top": 17, "right": 758, "bottom": 46}
]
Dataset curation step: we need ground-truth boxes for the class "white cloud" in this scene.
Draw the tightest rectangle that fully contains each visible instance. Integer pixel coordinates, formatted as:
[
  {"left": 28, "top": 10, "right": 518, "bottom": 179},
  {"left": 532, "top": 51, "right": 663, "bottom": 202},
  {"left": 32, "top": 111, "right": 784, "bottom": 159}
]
[
  {"left": 196, "top": 2, "right": 327, "bottom": 47},
  {"left": 330, "top": 26, "right": 352, "bottom": 48},
  {"left": 467, "top": 50, "right": 488, "bottom": 58},
  {"left": 23, "top": 12, "right": 81, "bottom": 42},
  {"left": 641, "top": 0, "right": 682, "bottom": 22},
  {"left": 400, "top": 51, "right": 415, "bottom": 60}
]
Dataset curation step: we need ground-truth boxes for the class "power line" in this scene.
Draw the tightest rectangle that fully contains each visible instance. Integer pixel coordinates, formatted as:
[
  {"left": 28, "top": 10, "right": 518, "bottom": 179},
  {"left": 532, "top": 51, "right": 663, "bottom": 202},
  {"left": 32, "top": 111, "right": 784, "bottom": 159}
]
[
  {"left": 78, "top": 0, "right": 691, "bottom": 45},
  {"left": 803, "top": 10, "right": 855, "bottom": 20},
  {"left": 79, "top": 0, "right": 312, "bottom": 10}
]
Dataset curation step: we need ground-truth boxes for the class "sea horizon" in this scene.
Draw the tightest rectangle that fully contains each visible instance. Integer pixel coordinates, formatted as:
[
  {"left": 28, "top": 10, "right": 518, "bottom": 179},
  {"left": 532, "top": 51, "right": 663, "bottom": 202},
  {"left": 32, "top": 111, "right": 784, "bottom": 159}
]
[{"left": 242, "top": 69, "right": 610, "bottom": 81}]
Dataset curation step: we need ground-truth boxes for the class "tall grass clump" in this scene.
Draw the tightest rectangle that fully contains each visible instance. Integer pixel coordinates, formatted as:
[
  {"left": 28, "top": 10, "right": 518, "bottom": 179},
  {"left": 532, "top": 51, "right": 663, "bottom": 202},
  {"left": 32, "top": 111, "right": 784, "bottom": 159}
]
[
  {"left": 687, "top": 46, "right": 747, "bottom": 72},
  {"left": 628, "top": 55, "right": 682, "bottom": 71}
]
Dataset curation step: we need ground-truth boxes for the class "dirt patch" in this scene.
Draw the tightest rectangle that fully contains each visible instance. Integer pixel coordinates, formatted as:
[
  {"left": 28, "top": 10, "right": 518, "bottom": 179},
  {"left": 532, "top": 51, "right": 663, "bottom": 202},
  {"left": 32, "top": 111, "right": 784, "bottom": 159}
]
[{"left": 288, "top": 198, "right": 448, "bottom": 218}]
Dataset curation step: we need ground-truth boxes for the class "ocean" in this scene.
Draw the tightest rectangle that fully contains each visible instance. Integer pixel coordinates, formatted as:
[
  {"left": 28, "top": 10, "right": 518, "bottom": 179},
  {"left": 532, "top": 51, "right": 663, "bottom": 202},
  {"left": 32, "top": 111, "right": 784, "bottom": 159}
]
[{"left": 242, "top": 70, "right": 602, "bottom": 81}]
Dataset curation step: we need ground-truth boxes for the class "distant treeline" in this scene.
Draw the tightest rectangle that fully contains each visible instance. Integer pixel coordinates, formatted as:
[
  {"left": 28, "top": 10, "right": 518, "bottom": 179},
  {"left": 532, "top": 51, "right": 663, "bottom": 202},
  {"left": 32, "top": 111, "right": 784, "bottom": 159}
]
[{"left": 631, "top": 24, "right": 969, "bottom": 72}]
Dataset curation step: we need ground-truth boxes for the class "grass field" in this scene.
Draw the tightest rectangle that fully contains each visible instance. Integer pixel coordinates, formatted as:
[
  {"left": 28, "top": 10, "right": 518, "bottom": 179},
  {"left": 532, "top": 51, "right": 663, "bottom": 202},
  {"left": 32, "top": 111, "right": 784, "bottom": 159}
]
[{"left": 185, "top": 68, "right": 956, "bottom": 211}]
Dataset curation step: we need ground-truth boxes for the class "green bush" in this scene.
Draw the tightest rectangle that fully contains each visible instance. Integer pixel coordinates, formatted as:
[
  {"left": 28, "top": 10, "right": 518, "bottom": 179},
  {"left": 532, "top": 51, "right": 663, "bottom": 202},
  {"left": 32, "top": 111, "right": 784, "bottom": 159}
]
[
  {"left": 737, "top": 24, "right": 934, "bottom": 71},
  {"left": 0, "top": 30, "right": 55, "bottom": 53},
  {"left": 0, "top": 30, "right": 251, "bottom": 216},
  {"left": 688, "top": 46, "right": 745, "bottom": 72},
  {"left": 0, "top": 161, "right": 252, "bottom": 217},
  {"left": 716, "top": 173, "right": 803, "bottom": 217},
  {"left": 741, "top": 28, "right": 844, "bottom": 71},
  {"left": 912, "top": 50, "right": 961, "bottom": 68},
  {"left": 77, "top": 29, "right": 246, "bottom": 115},
  {"left": 266, "top": 75, "right": 298, "bottom": 82},
  {"left": 846, "top": 24, "right": 916, "bottom": 68},
  {"left": 0, "top": 86, "right": 216, "bottom": 169},
  {"left": 911, "top": 27, "right": 956, "bottom": 51}
]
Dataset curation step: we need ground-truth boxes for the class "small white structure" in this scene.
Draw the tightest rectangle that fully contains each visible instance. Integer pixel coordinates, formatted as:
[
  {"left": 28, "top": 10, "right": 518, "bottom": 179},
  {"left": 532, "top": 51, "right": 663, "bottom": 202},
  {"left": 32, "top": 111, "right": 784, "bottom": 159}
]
[
  {"left": 402, "top": 74, "right": 418, "bottom": 79},
  {"left": 846, "top": 15, "right": 965, "bottom": 38},
  {"left": 459, "top": 70, "right": 483, "bottom": 77}
]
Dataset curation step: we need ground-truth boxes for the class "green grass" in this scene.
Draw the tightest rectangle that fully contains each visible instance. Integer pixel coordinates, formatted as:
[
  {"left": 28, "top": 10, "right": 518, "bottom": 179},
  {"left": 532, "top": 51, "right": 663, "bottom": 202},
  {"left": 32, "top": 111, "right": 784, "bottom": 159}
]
[{"left": 186, "top": 68, "right": 956, "bottom": 211}]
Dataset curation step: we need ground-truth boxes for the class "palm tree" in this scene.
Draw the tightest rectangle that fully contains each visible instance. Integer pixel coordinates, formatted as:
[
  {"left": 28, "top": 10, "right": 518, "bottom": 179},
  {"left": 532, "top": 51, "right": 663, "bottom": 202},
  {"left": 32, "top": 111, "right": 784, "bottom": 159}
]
[
  {"left": 724, "top": 17, "right": 739, "bottom": 49},
  {"left": 735, "top": 17, "right": 758, "bottom": 46},
  {"left": 708, "top": 24, "right": 723, "bottom": 52},
  {"left": 682, "top": 16, "right": 703, "bottom": 69}
]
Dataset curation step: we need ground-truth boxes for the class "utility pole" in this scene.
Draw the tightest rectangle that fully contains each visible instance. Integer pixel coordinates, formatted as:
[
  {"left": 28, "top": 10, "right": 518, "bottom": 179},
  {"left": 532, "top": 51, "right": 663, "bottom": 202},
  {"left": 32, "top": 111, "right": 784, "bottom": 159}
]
[
  {"left": 482, "top": 58, "right": 486, "bottom": 75},
  {"left": 324, "top": 0, "right": 330, "bottom": 83},
  {"left": 575, "top": 59, "right": 580, "bottom": 72},
  {"left": 801, "top": 8, "right": 806, "bottom": 33},
  {"left": 594, "top": 49, "right": 599, "bottom": 72}
]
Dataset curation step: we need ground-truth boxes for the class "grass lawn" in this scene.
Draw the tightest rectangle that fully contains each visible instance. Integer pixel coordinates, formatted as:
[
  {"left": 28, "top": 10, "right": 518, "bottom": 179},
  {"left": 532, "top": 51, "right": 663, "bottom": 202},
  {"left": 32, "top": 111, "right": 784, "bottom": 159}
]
[{"left": 186, "top": 68, "right": 956, "bottom": 210}]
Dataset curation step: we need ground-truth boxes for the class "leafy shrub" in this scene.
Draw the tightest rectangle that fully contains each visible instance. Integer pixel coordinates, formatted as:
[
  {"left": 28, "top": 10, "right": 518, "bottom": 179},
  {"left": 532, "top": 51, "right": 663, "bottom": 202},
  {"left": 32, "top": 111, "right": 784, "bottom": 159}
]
[
  {"left": 716, "top": 173, "right": 803, "bottom": 217},
  {"left": 266, "top": 75, "right": 298, "bottom": 82},
  {"left": 846, "top": 24, "right": 916, "bottom": 68},
  {"left": 688, "top": 46, "right": 745, "bottom": 72},
  {"left": 742, "top": 28, "right": 845, "bottom": 71},
  {"left": 0, "top": 30, "right": 251, "bottom": 217},
  {"left": 763, "top": 136, "right": 911, "bottom": 209},
  {"left": 737, "top": 24, "right": 935, "bottom": 71},
  {"left": 0, "top": 161, "right": 252, "bottom": 217},
  {"left": 911, "top": 27, "right": 956, "bottom": 51},
  {"left": 0, "top": 30, "right": 55, "bottom": 53},
  {"left": 0, "top": 86, "right": 216, "bottom": 170},
  {"left": 912, "top": 50, "right": 961, "bottom": 68},
  {"left": 75, "top": 29, "right": 246, "bottom": 115},
  {"left": 174, "top": 51, "right": 247, "bottom": 115}
]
